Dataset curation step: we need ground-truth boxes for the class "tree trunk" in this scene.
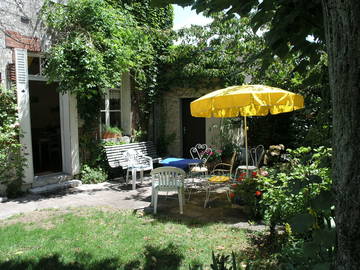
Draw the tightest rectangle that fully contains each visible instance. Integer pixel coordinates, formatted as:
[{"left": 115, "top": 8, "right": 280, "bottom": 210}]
[{"left": 321, "top": 0, "right": 360, "bottom": 268}]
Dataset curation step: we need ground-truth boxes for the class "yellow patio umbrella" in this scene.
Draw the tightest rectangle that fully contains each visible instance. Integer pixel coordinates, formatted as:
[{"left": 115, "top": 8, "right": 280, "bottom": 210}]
[{"left": 190, "top": 85, "right": 304, "bottom": 170}]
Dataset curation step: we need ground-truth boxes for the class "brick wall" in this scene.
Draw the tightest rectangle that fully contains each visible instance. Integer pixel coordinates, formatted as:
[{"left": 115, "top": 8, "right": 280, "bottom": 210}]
[{"left": 5, "top": 30, "right": 41, "bottom": 52}]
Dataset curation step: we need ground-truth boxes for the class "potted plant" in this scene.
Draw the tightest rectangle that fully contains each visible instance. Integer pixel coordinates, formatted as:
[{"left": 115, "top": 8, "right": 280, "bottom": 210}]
[{"left": 102, "top": 126, "right": 122, "bottom": 139}]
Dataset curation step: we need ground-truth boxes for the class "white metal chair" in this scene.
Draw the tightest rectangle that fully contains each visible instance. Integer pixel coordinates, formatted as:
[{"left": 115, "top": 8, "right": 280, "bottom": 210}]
[
  {"left": 124, "top": 149, "right": 153, "bottom": 190},
  {"left": 150, "top": 166, "right": 186, "bottom": 214},
  {"left": 235, "top": 145, "right": 265, "bottom": 177},
  {"left": 189, "top": 144, "right": 211, "bottom": 176}
]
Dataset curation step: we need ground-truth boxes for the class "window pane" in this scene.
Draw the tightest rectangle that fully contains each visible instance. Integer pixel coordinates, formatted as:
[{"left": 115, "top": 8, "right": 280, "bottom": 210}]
[
  {"left": 109, "top": 89, "right": 121, "bottom": 110},
  {"left": 101, "top": 112, "right": 106, "bottom": 126},
  {"left": 28, "top": 56, "right": 40, "bottom": 75},
  {"left": 110, "top": 112, "right": 121, "bottom": 128},
  {"left": 100, "top": 95, "right": 106, "bottom": 110}
]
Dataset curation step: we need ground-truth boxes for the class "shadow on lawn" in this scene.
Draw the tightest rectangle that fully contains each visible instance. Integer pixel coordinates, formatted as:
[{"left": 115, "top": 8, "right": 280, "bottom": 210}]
[
  {"left": 142, "top": 193, "right": 251, "bottom": 225},
  {"left": 0, "top": 243, "right": 185, "bottom": 270}
]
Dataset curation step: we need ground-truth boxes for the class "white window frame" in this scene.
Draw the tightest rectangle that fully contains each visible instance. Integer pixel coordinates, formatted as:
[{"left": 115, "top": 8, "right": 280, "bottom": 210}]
[
  {"left": 27, "top": 53, "right": 47, "bottom": 81},
  {"left": 100, "top": 88, "right": 122, "bottom": 134}
]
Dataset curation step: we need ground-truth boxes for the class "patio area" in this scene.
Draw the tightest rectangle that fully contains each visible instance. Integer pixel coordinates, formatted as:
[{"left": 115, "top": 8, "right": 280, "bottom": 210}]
[{"left": 0, "top": 176, "right": 265, "bottom": 231}]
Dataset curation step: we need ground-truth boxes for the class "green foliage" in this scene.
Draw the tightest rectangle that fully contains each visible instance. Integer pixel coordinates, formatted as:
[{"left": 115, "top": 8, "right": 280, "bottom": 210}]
[
  {"left": 259, "top": 147, "right": 332, "bottom": 235},
  {"left": 80, "top": 164, "right": 108, "bottom": 184},
  {"left": 152, "top": 0, "right": 325, "bottom": 73},
  {"left": 231, "top": 171, "right": 262, "bottom": 219},
  {"left": 162, "top": 12, "right": 330, "bottom": 149},
  {"left": 0, "top": 87, "right": 25, "bottom": 197},
  {"left": 43, "top": 0, "right": 153, "bottom": 97},
  {"left": 42, "top": 0, "right": 173, "bottom": 166},
  {"left": 162, "top": 14, "right": 261, "bottom": 88}
]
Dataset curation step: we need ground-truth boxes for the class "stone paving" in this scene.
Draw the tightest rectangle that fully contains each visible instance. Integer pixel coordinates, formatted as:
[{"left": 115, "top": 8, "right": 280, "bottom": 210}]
[{"left": 0, "top": 177, "right": 266, "bottom": 231}]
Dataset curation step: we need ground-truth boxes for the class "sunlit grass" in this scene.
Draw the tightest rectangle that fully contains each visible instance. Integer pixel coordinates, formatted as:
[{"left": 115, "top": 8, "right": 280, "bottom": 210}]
[{"left": 0, "top": 208, "right": 249, "bottom": 269}]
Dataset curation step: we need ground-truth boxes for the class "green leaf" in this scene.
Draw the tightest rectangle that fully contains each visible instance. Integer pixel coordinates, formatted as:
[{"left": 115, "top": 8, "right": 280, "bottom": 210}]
[
  {"left": 290, "top": 213, "right": 314, "bottom": 233},
  {"left": 313, "top": 263, "right": 331, "bottom": 270},
  {"left": 311, "top": 190, "right": 334, "bottom": 210},
  {"left": 307, "top": 175, "right": 323, "bottom": 183},
  {"left": 312, "top": 229, "right": 336, "bottom": 248},
  {"left": 303, "top": 242, "right": 319, "bottom": 258}
]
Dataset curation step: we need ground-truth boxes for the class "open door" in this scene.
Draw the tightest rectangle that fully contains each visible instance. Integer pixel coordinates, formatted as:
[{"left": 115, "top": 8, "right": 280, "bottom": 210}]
[
  {"left": 29, "top": 81, "right": 62, "bottom": 174},
  {"left": 181, "top": 98, "right": 206, "bottom": 158}
]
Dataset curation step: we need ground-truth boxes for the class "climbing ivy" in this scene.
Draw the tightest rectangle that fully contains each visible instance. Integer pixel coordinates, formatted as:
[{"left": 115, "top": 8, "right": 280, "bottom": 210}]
[
  {"left": 0, "top": 87, "right": 25, "bottom": 197},
  {"left": 42, "top": 0, "right": 173, "bottom": 164}
]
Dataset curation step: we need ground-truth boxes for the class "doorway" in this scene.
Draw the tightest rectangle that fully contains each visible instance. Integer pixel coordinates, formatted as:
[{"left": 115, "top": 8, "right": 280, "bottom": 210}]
[
  {"left": 181, "top": 98, "right": 206, "bottom": 158},
  {"left": 29, "top": 81, "right": 62, "bottom": 174}
]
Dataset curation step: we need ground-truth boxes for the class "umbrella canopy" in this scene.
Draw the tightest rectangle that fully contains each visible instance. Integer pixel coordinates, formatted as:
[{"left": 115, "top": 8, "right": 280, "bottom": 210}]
[
  {"left": 190, "top": 85, "right": 304, "bottom": 118},
  {"left": 190, "top": 85, "right": 304, "bottom": 172}
]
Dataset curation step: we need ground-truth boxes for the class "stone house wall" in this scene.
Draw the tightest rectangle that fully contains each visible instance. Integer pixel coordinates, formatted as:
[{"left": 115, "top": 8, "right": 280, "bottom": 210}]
[
  {"left": 0, "top": 0, "right": 48, "bottom": 87},
  {"left": 161, "top": 86, "right": 222, "bottom": 157}
]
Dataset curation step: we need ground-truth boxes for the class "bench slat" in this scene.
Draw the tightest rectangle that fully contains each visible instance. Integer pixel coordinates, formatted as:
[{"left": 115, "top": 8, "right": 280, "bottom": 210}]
[{"left": 104, "top": 141, "right": 161, "bottom": 170}]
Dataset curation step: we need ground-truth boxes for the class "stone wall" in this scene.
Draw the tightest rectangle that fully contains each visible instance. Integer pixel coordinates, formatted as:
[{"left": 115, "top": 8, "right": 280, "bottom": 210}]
[
  {"left": 161, "top": 87, "right": 222, "bottom": 157},
  {"left": 0, "top": 0, "right": 51, "bottom": 87}
]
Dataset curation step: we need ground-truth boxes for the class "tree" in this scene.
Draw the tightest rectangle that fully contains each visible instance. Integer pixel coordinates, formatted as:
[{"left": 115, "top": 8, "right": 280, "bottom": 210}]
[
  {"left": 152, "top": 0, "right": 360, "bottom": 268},
  {"left": 163, "top": 14, "right": 330, "bottom": 148}
]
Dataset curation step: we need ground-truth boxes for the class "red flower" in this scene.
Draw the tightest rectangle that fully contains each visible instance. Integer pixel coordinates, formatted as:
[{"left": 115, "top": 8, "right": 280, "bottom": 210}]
[
  {"left": 231, "top": 184, "right": 238, "bottom": 188},
  {"left": 251, "top": 171, "right": 257, "bottom": 177},
  {"left": 255, "top": 190, "right": 262, "bottom": 197},
  {"left": 230, "top": 192, "right": 235, "bottom": 199}
]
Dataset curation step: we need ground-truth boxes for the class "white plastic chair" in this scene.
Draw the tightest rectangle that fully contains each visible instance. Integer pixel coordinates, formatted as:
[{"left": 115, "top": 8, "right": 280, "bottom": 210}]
[
  {"left": 124, "top": 149, "right": 153, "bottom": 190},
  {"left": 150, "top": 166, "right": 186, "bottom": 214}
]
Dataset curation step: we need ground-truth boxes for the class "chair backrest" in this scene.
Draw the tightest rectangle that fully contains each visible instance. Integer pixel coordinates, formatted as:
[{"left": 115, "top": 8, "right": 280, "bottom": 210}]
[
  {"left": 229, "top": 151, "right": 237, "bottom": 172},
  {"left": 189, "top": 144, "right": 212, "bottom": 165},
  {"left": 150, "top": 167, "right": 186, "bottom": 190},
  {"left": 124, "top": 149, "right": 140, "bottom": 168},
  {"left": 252, "top": 145, "right": 265, "bottom": 167},
  {"left": 238, "top": 145, "right": 265, "bottom": 167}
]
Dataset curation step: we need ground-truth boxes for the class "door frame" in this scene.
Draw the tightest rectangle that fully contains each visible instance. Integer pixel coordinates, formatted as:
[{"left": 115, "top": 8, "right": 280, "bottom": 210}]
[{"left": 15, "top": 49, "right": 80, "bottom": 183}]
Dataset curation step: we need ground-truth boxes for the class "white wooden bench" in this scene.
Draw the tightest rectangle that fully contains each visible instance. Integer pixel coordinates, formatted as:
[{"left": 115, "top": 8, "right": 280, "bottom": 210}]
[{"left": 104, "top": 141, "right": 162, "bottom": 171}]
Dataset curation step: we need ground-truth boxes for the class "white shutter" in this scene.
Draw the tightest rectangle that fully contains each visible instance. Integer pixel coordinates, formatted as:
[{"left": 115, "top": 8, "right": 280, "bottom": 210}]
[{"left": 15, "top": 48, "right": 34, "bottom": 183}]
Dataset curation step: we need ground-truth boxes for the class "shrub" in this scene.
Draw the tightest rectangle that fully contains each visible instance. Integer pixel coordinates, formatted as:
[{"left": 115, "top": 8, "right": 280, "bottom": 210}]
[
  {"left": 0, "top": 87, "right": 25, "bottom": 197},
  {"left": 258, "top": 146, "right": 332, "bottom": 237},
  {"left": 80, "top": 165, "right": 108, "bottom": 184},
  {"left": 231, "top": 171, "right": 263, "bottom": 218}
]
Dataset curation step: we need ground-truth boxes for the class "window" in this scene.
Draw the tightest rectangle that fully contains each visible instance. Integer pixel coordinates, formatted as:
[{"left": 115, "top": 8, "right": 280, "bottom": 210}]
[
  {"left": 100, "top": 88, "right": 121, "bottom": 132},
  {"left": 27, "top": 55, "right": 47, "bottom": 77}
]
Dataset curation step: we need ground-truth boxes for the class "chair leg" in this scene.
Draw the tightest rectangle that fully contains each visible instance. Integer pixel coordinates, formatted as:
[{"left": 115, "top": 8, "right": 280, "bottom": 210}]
[
  {"left": 153, "top": 190, "right": 158, "bottom": 214},
  {"left": 151, "top": 187, "right": 154, "bottom": 206},
  {"left": 126, "top": 170, "right": 130, "bottom": 184},
  {"left": 178, "top": 189, "right": 183, "bottom": 214},
  {"left": 140, "top": 170, "right": 144, "bottom": 185},
  {"left": 132, "top": 169, "right": 136, "bottom": 190}
]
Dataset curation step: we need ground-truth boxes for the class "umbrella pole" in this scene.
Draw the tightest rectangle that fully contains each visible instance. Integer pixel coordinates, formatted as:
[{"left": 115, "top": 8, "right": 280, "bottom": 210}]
[{"left": 244, "top": 116, "right": 249, "bottom": 174}]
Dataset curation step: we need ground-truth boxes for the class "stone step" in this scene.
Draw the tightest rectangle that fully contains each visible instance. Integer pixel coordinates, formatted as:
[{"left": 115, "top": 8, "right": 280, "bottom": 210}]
[
  {"left": 29, "top": 180, "right": 82, "bottom": 195},
  {"left": 32, "top": 173, "right": 72, "bottom": 188}
]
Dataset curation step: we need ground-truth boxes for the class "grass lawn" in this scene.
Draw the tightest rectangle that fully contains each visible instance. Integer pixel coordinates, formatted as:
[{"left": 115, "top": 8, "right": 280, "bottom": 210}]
[{"left": 0, "top": 207, "right": 250, "bottom": 269}]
